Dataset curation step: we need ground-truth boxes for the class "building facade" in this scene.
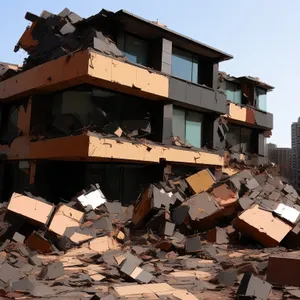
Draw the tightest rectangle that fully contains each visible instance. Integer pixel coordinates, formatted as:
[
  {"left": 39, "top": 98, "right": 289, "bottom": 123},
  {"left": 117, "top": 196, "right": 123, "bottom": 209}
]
[
  {"left": 219, "top": 73, "right": 273, "bottom": 165},
  {"left": 267, "top": 144, "right": 292, "bottom": 181},
  {"left": 292, "top": 118, "right": 300, "bottom": 188},
  {"left": 0, "top": 8, "right": 274, "bottom": 204}
]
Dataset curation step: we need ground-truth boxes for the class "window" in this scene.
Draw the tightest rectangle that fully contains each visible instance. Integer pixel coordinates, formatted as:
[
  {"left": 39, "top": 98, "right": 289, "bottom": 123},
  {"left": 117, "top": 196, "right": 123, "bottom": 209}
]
[
  {"left": 225, "top": 82, "right": 242, "bottom": 104},
  {"left": 256, "top": 87, "right": 267, "bottom": 111},
  {"left": 172, "top": 107, "right": 203, "bottom": 148},
  {"left": 117, "top": 33, "right": 148, "bottom": 66},
  {"left": 226, "top": 124, "right": 258, "bottom": 154},
  {"left": 172, "top": 47, "right": 198, "bottom": 83}
]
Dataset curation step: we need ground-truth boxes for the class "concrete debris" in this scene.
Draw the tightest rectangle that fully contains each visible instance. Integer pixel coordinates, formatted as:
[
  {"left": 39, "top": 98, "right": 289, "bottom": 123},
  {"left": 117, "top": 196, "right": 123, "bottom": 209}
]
[
  {"left": 237, "top": 273, "right": 272, "bottom": 300},
  {"left": 77, "top": 185, "right": 107, "bottom": 210},
  {"left": 13, "top": 9, "right": 128, "bottom": 71},
  {"left": 0, "top": 164, "right": 299, "bottom": 298},
  {"left": 267, "top": 254, "right": 300, "bottom": 286},
  {"left": 233, "top": 204, "right": 292, "bottom": 247},
  {"left": 8, "top": 193, "right": 54, "bottom": 225},
  {"left": 39, "top": 261, "right": 64, "bottom": 280},
  {"left": 186, "top": 169, "right": 216, "bottom": 194}
]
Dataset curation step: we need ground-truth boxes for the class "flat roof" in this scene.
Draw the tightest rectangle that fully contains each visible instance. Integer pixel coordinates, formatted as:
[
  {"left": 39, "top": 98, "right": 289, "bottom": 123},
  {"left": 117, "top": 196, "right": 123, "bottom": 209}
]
[
  {"left": 86, "top": 9, "right": 233, "bottom": 62},
  {"left": 220, "top": 72, "right": 274, "bottom": 91}
]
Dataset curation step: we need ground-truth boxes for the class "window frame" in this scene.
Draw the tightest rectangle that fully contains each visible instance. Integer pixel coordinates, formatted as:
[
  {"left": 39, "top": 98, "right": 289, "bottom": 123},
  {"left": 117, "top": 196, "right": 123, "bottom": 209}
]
[
  {"left": 117, "top": 32, "right": 149, "bottom": 67},
  {"left": 172, "top": 107, "right": 203, "bottom": 148},
  {"left": 171, "top": 46, "right": 199, "bottom": 84},
  {"left": 256, "top": 87, "right": 267, "bottom": 111},
  {"left": 225, "top": 82, "right": 242, "bottom": 105}
]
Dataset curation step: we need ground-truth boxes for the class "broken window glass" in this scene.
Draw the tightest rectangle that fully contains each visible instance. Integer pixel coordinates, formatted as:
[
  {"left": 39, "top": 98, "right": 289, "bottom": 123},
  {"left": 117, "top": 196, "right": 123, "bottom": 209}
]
[
  {"left": 117, "top": 33, "right": 149, "bottom": 66},
  {"left": 172, "top": 47, "right": 199, "bottom": 83}
]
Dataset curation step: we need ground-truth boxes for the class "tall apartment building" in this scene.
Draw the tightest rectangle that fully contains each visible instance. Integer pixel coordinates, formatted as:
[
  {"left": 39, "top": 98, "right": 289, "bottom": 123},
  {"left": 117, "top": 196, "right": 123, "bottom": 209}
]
[
  {"left": 292, "top": 118, "right": 300, "bottom": 188},
  {"left": 267, "top": 144, "right": 292, "bottom": 181},
  {"left": 0, "top": 8, "right": 274, "bottom": 204}
]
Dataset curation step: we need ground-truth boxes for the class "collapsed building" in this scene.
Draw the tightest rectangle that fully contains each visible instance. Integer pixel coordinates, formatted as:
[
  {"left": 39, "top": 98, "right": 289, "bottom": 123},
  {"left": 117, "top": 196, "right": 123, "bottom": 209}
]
[
  {"left": 2, "top": 7, "right": 296, "bottom": 300},
  {"left": 0, "top": 8, "right": 274, "bottom": 205}
]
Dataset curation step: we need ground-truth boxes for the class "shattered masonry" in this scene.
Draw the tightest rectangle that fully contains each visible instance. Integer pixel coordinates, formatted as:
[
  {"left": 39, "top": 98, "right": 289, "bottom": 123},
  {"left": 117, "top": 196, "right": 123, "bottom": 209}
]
[{"left": 0, "top": 6, "right": 293, "bottom": 300}]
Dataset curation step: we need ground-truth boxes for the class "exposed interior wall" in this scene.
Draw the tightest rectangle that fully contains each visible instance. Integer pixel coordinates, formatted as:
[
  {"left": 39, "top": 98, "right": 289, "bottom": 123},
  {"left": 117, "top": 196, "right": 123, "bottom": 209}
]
[
  {"left": 0, "top": 99, "right": 30, "bottom": 145},
  {"left": 1, "top": 162, "right": 32, "bottom": 203},
  {"left": 0, "top": 160, "right": 164, "bottom": 205},
  {"left": 30, "top": 86, "right": 164, "bottom": 142},
  {"left": 85, "top": 163, "right": 163, "bottom": 205}
]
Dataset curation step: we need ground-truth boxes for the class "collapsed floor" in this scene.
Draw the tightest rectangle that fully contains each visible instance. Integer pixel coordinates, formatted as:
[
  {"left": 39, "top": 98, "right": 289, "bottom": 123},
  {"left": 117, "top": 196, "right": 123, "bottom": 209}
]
[{"left": 0, "top": 162, "right": 299, "bottom": 299}]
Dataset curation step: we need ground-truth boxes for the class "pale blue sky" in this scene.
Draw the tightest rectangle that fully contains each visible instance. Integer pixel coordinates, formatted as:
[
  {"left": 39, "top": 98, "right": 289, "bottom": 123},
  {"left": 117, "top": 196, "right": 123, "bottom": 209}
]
[{"left": 0, "top": 0, "right": 298, "bottom": 147}]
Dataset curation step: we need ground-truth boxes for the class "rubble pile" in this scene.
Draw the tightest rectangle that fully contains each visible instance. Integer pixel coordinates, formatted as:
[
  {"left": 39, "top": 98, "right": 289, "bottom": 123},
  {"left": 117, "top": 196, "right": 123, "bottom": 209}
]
[
  {"left": 0, "top": 165, "right": 300, "bottom": 299},
  {"left": 8, "top": 8, "right": 126, "bottom": 73}
]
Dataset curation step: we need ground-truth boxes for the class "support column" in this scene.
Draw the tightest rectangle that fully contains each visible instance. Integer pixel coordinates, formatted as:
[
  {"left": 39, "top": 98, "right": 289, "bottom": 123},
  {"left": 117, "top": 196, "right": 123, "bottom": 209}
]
[
  {"left": 161, "top": 39, "right": 172, "bottom": 75},
  {"left": 163, "top": 104, "right": 173, "bottom": 145},
  {"left": 212, "top": 63, "right": 219, "bottom": 90}
]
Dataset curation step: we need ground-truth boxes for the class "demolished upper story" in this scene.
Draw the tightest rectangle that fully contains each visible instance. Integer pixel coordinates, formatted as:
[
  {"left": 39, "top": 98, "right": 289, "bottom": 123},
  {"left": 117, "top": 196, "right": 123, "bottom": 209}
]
[
  {"left": 0, "top": 7, "right": 235, "bottom": 167},
  {"left": 219, "top": 72, "right": 274, "bottom": 164}
]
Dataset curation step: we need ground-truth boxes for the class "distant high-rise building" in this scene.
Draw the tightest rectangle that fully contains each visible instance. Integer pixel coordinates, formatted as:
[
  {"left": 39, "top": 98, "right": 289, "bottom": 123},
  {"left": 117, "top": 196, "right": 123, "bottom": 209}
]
[
  {"left": 291, "top": 118, "right": 300, "bottom": 188},
  {"left": 267, "top": 143, "right": 292, "bottom": 181},
  {"left": 267, "top": 143, "right": 277, "bottom": 161}
]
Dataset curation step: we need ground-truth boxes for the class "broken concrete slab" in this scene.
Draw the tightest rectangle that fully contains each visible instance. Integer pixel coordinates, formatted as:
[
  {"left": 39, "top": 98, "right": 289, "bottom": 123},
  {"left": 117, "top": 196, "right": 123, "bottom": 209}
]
[
  {"left": 237, "top": 273, "right": 272, "bottom": 300},
  {"left": 269, "top": 190, "right": 281, "bottom": 201},
  {"left": 92, "top": 217, "right": 113, "bottom": 231},
  {"left": 39, "top": 261, "right": 64, "bottom": 280},
  {"left": 77, "top": 187, "right": 106, "bottom": 210},
  {"left": 267, "top": 254, "right": 300, "bottom": 286},
  {"left": 211, "top": 184, "right": 238, "bottom": 207},
  {"left": 8, "top": 193, "right": 54, "bottom": 225},
  {"left": 217, "top": 269, "right": 237, "bottom": 286},
  {"left": 0, "top": 263, "right": 24, "bottom": 283},
  {"left": 284, "top": 184, "right": 298, "bottom": 197},
  {"left": 187, "top": 192, "right": 221, "bottom": 221},
  {"left": 207, "top": 227, "right": 229, "bottom": 244},
  {"left": 30, "top": 284, "right": 54, "bottom": 297},
  {"left": 49, "top": 205, "right": 95, "bottom": 243},
  {"left": 12, "top": 232, "right": 25, "bottom": 244},
  {"left": 186, "top": 169, "right": 215, "bottom": 194},
  {"left": 273, "top": 203, "right": 300, "bottom": 224},
  {"left": 185, "top": 236, "right": 202, "bottom": 253},
  {"left": 233, "top": 204, "right": 292, "bottom": 247},
  {"left": 130, "top": 267, "right": 153, "bottom": 283},
  {"left": 161, "top": 221, "right": 175, "bottom": 237},
  {"left": 238, "top": 196, "right": 254, "bottom": 210},
  {"left": 89, "top": 236, "right": 119, "bottom": 253},
  {"left": 262, "top": 183, "right": 276, "bottom": 194},
  {"left": 12, "top": 277, "right": 35, "bottom": 292},
  {"left": 171, "top": 203, "right": 189, "bottom": 225},
  {"left": 26, "top": 231, "right": 52, "bottom": 253},
  {"left": 246, "top": 178, "right": 260, "bottom": 190},
  {"left": 29, "top": 255, "right": 42, "bottom": 266}
]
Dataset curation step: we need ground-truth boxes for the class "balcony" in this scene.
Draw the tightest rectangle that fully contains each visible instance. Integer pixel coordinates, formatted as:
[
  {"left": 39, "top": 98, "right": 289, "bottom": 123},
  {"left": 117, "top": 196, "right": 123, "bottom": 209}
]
[
  {"left": 0, "top": 133, "right": 224, "bottom": 167},
  {"left": 169, "top": 77, "right": 227, "bottom": 114},
  {"left": 226, "top": 102, "right": 273, "bottom": 130}
]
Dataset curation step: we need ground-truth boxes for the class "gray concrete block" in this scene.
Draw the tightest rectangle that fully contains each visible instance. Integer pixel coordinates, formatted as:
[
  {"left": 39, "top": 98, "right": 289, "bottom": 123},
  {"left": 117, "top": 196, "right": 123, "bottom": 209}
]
[
  {"left": 0, "top": 263, "right": 23, "bottom": 283},
  {"left": 237, "top": 273, "right": 272, "bottom": 300},
  {"left": 217, "top": 269, "right": 237, "bottom": 286},
  {"left": 12, "top": 277, "right": 35, "bottom": 292},
  {"left": 39, "top": 261, "right": 64, "bottom": 280},
  {"left": 29, "top": 255, "right": 42, "bottom": 266}
]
